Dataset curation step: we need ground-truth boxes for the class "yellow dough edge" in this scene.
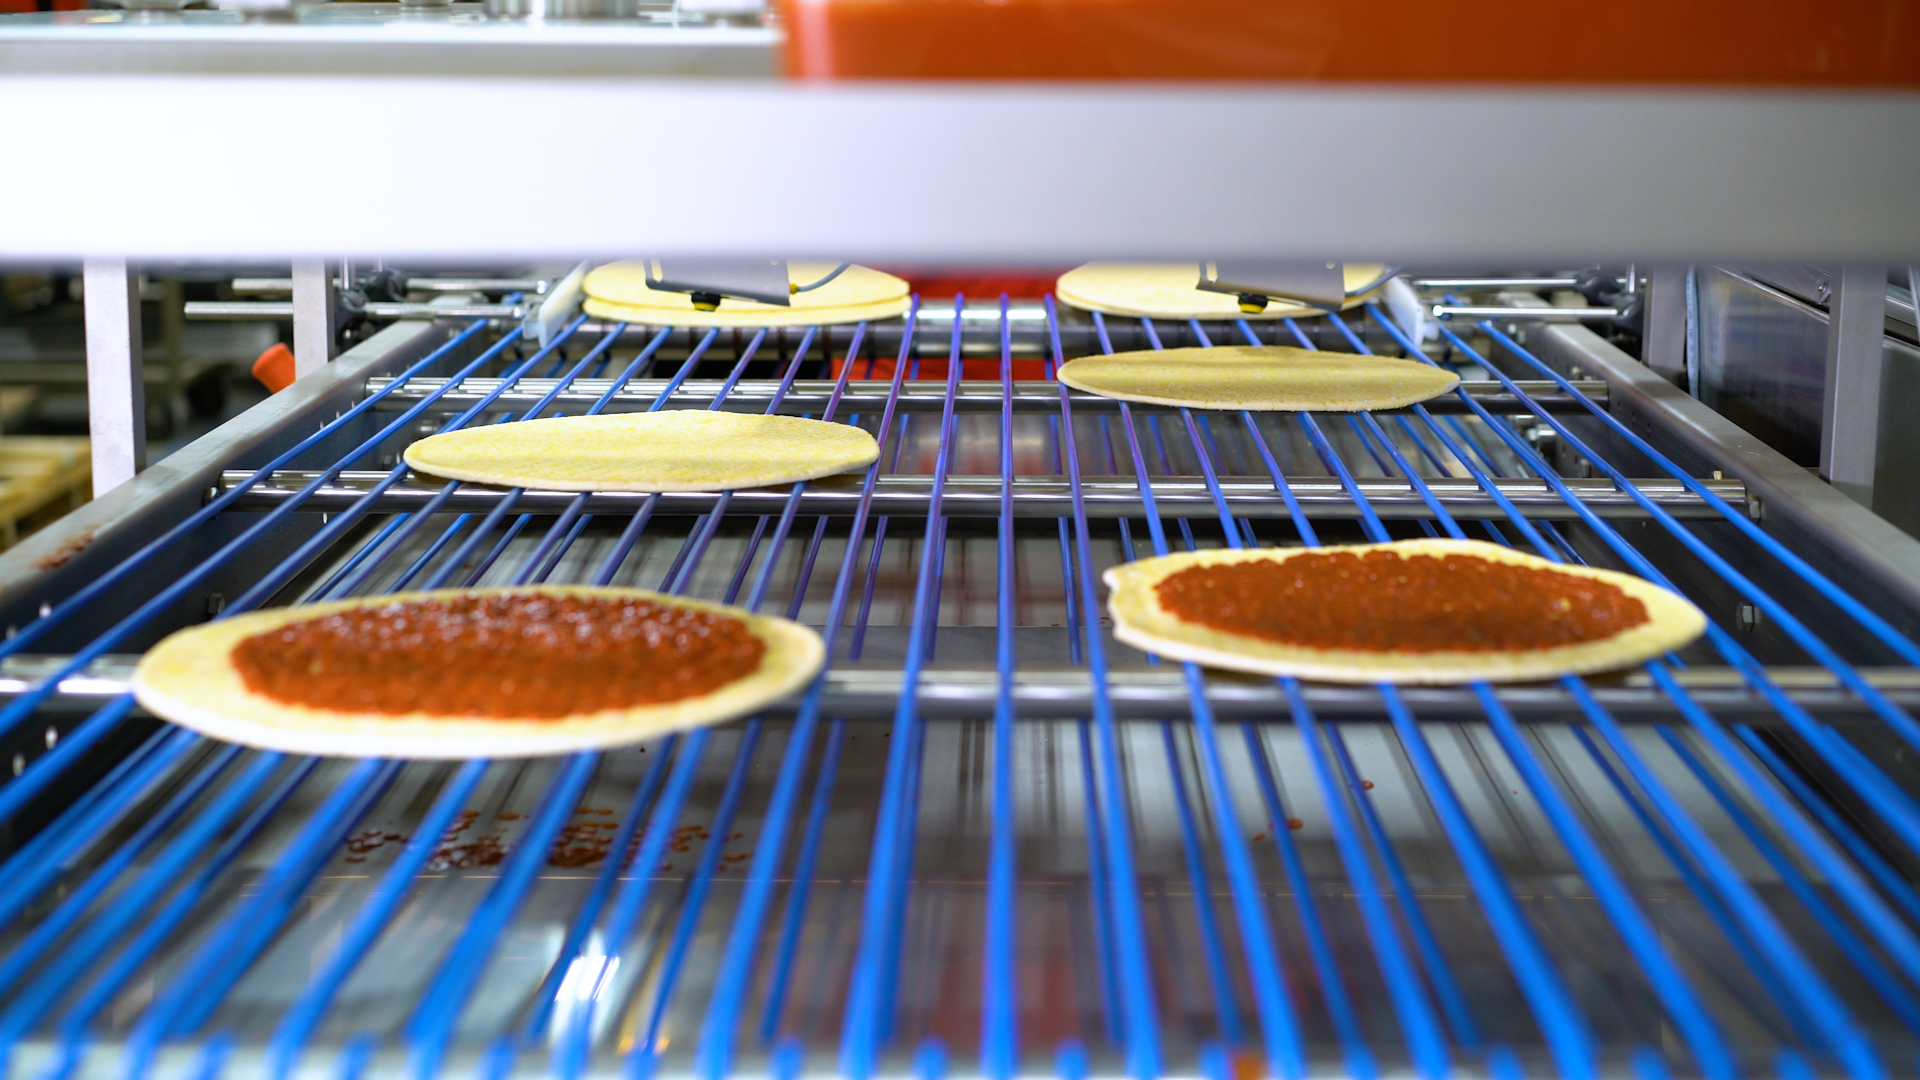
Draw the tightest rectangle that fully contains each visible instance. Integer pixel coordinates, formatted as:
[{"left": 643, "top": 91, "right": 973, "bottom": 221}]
[
  {"left": 401, "top": 415, "right": 881, "bottom": 494},
  {"left": 584, "top": 261, "right": 907, "bottom": 310},
  {"left": 1055, "top": 263, "right": 1389, "bottom": 321},
  {"left": 131, "top": 586, "right": 825, "bottom": 759},
  {"left": 1056, "top": 285, "right": 1378, "bottom": 321},
  {"left": 1055, "top": 350, "right": 1460, "bottom": 412},
  {"left": 1101, "top": 539, "right": 1707, "bottom": 685},
  {"left": 582, "top": 295, "right": 911, "bottom": 329},
  {"left": 579, "top": 259, "right": 910, "bottom": 326}
]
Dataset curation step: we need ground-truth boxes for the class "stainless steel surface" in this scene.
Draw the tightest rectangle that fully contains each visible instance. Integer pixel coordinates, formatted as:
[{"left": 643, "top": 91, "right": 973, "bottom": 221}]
[
  {"left": 1198, "top": 260, "right": 1346, "bottom": 309},
  {"left": 489, "top": 0, "right": 640, "bottom": 22},
  {"left": 7, "top": 85, "right": 1920, "bottom": 260},
  {"left": 0, "top": 10, "right": 780, "bottom": 78},
  {"left": 217, "top": 468, "right": 1746, "bottom": 520},
  {"left": 1501, "top": 291, "right": 1920, "bottom": 632},
  {"left": 646, "top": 257, "right": 793, "bottom": 307},
  {"left": 0, "top": 316, "right": 447, "bottom": 615},
  {"left": 1695, "top": 267, "right": 1830, "bottom": 465},
  {"left": 81, "top": 257, "right": 146, "bottom": 496},
  {"left": 1737, "top": 266, "right": 1919, "bottom": 343},
  {"left": 292, "top": 258, "right": 336, "bottom": 377},
  {"left": 1821, "top": 265, "right": 1888, "bottom": 506},
  {"left": 362, "top": 376, "right": 1609, "bottom": 416},
  {"left": 1692, "top": 268, "right": 1920, "bottom": 536}
]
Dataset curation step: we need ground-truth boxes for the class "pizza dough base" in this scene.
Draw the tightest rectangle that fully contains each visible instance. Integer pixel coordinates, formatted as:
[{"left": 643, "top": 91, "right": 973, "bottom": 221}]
[
  {"left": 1056, "top": 345, "right": 1460, "bottom": 412},
  {"left": 582, "top": 260, "right": 910, "bottom": 327},
  {"left": 1056, "top": 262, "right": 1390, "bottom": 321},
  {"left": 1102, "top": 539, "right": 1707, "bottom": 685},
  {"left": 131, "top": 586, "right": 825, "bottom": 759},
  {"left": 403, "top": 411, "right": 880, "bottom": 493}
]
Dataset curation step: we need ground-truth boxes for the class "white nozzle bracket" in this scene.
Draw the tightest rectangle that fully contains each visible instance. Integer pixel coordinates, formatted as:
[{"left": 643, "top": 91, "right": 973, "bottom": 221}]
[
  {"left": 527, "top": 260, "right": 590, "bottom": 348},
  {"left": 1384, "top": 276, "right": 1435, "bottom": 346}
]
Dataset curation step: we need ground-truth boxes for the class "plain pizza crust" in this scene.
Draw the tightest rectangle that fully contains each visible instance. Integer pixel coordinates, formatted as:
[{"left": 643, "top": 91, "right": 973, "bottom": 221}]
[
  {"left": 582, "top": 260, "right": 910, "bottom": 327},
  {"left": 1102, "top": 539, "right": 1707, "bottom": 685},
  {"left": 131, "top": 586, "right": 826, "bottom": 759},
  {"left": 1056, "top": 345, "right": 1460, "bottom": 412},
  {"left": 403, "top": 411, "right": 880, "bottom": 492},
  {"left": 1056, "top": 262, "right": 1390, "bottom": 321}
]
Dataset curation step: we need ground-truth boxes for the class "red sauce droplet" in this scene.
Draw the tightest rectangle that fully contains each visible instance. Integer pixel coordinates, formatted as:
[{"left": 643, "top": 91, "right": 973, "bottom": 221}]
[
  {"left": 1361, "top": 780, "right": 1375, "bottom": 790},
  {"left": 1156, "top": 550, "right": 1648, "bottom": 652},
  {"left": 1287, "top": 818, "right": 1303, "bottom": 830},
  {"left": 232, "top": 593, "right": 766, "bottom": 718}
]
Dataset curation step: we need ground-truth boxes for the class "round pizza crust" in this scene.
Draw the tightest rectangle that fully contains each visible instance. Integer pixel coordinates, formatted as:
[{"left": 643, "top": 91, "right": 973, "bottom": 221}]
[
  {"left": 1102, "top": 539, "right": 1707, "bottom": 685},
  {"left": 1056, "top": 345, "right": 1460, "bottom": 412},
  {"left": 1056, "top": 262, "right": 1390, "bottom": 321},
  {"left": 403, "top": 411, "right": 880, "bottom": 493},
  {"left": 131, "top": 586, "right": 826, "bottom": 759},
  {"left": 582, "top": 260, "right": 910, "bottom": 327}
]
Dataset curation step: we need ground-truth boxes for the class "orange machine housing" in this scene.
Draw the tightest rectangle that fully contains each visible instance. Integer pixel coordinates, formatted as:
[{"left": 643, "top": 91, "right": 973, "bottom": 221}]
[{"left": 781, "top": 0, "right": 1920, "bottom": 86}]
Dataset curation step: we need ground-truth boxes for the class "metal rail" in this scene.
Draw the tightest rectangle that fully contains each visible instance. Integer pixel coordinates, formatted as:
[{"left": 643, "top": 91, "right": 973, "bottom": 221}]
[
  {"left": 232, "top": 277, "right": 549, "bottom": 295},
  {"left": 211, "top": 469, "right": 1744, "bottom": 520},
  {"left": 363, "top": 376, "right": 1611, "bottom": 415},
  {"left": 0, "top": 295, "right": 1914, "bottom": 1080},
  {"left": 185, "top": 300, "right": 527, "bottom": 321},
  {"left": 7, "top": 658, "right": 1920, "bottom": 727}
]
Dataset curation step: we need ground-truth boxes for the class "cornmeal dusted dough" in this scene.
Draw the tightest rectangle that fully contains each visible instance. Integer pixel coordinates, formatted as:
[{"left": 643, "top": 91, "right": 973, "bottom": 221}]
[
  {"left": 131, "top": 587, "right": 825, "bottom": 759},
  {"left": 1103, "top": 540, "right": 1706, "bottom": 685},
  {"left": 582, "top": 260, "right": 910, "bottom": 327},
  {"left": 1056, "top": 345, "right": 1459, "bottom": 412},
  {"left": 404, "top": 411, "right": 879, "bottom": 492},
  {"left": 1056, "top": 262, "right": 1390, "bottom": 320}
]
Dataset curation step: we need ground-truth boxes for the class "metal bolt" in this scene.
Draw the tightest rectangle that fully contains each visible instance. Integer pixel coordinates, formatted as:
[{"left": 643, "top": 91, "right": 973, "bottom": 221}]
[
  {"left": 207, "top": 592, "right": 226, "bottom": 616},
  {"left": 12, "top": 754, "right": 24, "bottom": 777},
  {"left": 1739, "top": 603, "right": 1761, "bottom": 630},
  {"left": 44, "top": 727, "right": 57, "bottom": 749}
]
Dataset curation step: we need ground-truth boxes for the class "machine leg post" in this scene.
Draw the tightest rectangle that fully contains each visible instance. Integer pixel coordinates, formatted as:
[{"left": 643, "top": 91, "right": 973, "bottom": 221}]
[
  {"left": 1642, "top": 266, "right": 1689, "bottom": 387},
  {"left": 292, "top": 258, "right": 337, "bottom": 378},
  {"left": 1820, "top": 265, "right": 1887, "bottom": 507},
  {"left": 82, "top": 257, "right": 147, "bottom": 498}
]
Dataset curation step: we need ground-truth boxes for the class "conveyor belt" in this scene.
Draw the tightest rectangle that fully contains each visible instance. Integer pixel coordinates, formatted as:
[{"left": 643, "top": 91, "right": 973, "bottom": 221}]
[{"left": 0, "top": 294, "right": 1916, "bottom": 1080}]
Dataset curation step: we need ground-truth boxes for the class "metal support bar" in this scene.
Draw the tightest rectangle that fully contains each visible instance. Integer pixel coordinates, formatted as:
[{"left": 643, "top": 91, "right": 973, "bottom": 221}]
[
  {"left": 290, "top": 259, "right": 336, "bottom": 378},
  {"left": 1434, "top": 305, "right": 1617, "bottom": 322},
  {"left": 1642, "top": 266, "right": 1689, "bottom": 385},
  {"left": 1820, "top": 265, "right": 1888, "bottom": 506},
  {"left": 187, "top": 301, "right": 525, "bottom": 322},
  {"left": 0, "top": 653, "right": 1913, "bottom": 724},
  {"left": 215, "top": 469, "right": 1746, "bottom": 520},
  {"left": 81, "top": 258, "right": 146, "bottom": 497},
  {"left": 362, "top": 377, "right": 1608, "bottom": 417},
  {"left": 232, "top": 277, "right": 549, "bottom": 295},
  {"left": 1412, "top": 276, "right": 1583, "bottom": 291}
]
